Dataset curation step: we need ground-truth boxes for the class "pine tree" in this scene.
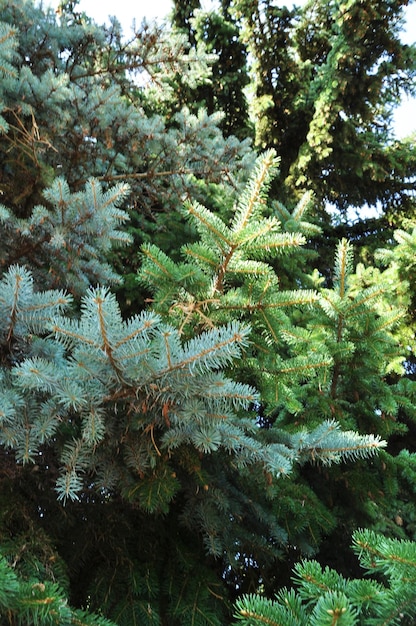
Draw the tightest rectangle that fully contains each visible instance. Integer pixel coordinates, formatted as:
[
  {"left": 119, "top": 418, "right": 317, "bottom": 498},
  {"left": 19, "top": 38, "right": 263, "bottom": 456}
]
[
  {"left": 0, "top": 0, "right": 254, "bottom": 311},
  {"left": 0, "top": 177, "right": 132, "bottom": 295},
  {"left": 0, "top": 151, "right": 387, "bottom": 623},
  {"left": 138, "top": 149, "right": 414, "bottom": 584},
  {"left": 171, "top": 0, "right": 252, "bottom": 140},
  {"left": 228, "top": 0, "right": 416, "bottom": 214},
  {"left": 1, "top": 1, "right": 416, "bottom": 624}
]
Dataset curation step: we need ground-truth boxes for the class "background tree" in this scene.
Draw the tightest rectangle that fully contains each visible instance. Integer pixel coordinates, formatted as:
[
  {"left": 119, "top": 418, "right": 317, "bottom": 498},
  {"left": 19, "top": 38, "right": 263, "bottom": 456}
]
[
  {"left": 229, "top": 0, "right": 416, "bottom": 213},
  {"left": 172, "top": 0, "right": 252, "bottom": 140}
]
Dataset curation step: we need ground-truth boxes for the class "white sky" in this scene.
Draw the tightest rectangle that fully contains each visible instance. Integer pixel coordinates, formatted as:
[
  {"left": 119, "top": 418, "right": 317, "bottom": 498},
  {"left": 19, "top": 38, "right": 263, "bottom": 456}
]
[
  {"left": 67, "top": 0, "right": 416, "bottom": 45},
  {"left": 66, "top": 0, "right": 206, "bottom": 25},
  {"left": 47, "top": 0, "right": 416, "bottom": 138}
]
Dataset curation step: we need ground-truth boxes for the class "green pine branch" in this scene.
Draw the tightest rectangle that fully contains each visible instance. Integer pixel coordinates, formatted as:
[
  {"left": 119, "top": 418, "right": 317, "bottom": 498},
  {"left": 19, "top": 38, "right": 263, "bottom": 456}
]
[
  {"left": 234, "top": 528, "right": 416, "bottom": 626},
  {"left": 0, "top": 552, "right": 117, "bottom": 626}
]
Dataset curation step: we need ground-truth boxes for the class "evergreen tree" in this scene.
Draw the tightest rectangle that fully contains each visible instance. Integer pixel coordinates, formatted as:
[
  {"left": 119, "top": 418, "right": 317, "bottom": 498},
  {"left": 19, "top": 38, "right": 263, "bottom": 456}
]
[
  {"left": 1, "top": 0, "right": 416, "bottom": 624},
  {"left": 171, "top": 0, "right": 252, "bottom": 139},
  {"left": 138, "top": 149, "right": 416, "bottom": 588},
  {"left": 165, "top": 0, "right": 416, "bottom": 300},
  {"left": 0, "top": 0, "right": 253, "bottom": 309},
  {"left": 229, "top": 0, "right": 416, "bottom": 214},
  {"left": 0, "top": 149, "right": 387, "bottom": 622}
]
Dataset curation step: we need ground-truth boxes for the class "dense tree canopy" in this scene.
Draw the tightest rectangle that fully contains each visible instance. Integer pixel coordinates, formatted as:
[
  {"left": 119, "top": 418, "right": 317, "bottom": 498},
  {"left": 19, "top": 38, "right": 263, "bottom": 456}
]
[{"left": 1, "top": 1, "right": 416, "bottom": 625}]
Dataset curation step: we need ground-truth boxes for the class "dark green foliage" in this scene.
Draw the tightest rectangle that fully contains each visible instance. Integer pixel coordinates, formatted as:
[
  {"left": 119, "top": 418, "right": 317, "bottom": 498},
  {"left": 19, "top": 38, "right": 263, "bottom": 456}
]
[
  {"left": 232, "top": 1, "right": 303, "bottom": 171},
  {"left": 172, "top": 0, "right": 252, "bottom": 140}
]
